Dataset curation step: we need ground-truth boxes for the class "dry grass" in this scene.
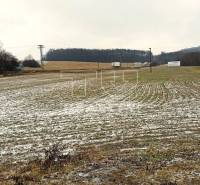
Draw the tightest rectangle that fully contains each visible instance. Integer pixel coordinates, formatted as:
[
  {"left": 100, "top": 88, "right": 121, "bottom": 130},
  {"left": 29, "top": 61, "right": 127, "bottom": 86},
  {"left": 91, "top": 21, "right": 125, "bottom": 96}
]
[
  {"left": 1, "top": 142, "right": 199, "bottom": 185},
  {"left": 44, "top": 61, "right": 112, "bottom": 71},
  {"left": 44, "top": 61, "right": 135, "bottom": 71},
  {"left": 23, "top": 61, "right": 135, "bottom": 73}
]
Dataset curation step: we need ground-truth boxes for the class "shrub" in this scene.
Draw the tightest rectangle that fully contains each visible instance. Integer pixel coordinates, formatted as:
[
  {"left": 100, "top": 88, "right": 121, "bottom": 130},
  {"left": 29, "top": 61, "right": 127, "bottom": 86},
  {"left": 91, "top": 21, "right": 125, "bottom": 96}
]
[
  {"left": 0, "top": 50, "right": 19, "bottom": 74},
  {"left": 23, "top": 59, "right": 40, "bottom": 68}
]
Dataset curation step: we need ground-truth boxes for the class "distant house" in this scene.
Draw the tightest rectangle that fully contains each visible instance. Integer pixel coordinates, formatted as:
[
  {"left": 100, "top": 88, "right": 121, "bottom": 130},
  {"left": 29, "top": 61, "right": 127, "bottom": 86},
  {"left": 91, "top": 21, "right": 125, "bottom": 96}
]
[{"left": 168, "top": 61, "right": 181, "bottom": 67}]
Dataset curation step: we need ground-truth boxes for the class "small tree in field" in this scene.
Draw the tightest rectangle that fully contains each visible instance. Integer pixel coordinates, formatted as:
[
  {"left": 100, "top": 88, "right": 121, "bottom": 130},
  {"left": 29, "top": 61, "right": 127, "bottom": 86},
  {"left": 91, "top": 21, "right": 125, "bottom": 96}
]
[{"left": 23, "top": 55, "right": 40, "bottom": 68}]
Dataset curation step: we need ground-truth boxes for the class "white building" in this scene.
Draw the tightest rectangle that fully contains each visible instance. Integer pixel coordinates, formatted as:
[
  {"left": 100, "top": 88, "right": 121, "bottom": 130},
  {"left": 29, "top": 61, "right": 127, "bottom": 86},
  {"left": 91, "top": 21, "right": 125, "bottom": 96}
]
[
  {"left": 112, "top": 62, "right": 121, "bottom": 68},
  {"left": 168, "top": 61, "right": 181, "bottom": 67}
]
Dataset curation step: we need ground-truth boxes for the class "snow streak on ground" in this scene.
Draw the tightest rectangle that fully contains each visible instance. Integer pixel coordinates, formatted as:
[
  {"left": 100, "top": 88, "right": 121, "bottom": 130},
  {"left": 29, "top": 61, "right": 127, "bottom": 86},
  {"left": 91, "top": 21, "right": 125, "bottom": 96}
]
[{"left": 0, "top": 74, "right": 199, "bottom": 163}]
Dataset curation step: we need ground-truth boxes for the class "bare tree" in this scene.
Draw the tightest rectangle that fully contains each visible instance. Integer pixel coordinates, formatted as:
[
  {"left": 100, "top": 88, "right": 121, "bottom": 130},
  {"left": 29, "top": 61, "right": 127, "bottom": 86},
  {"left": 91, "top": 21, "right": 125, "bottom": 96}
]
[
  {"left": 0, "top": 49, "right": 19, "bottom": 76},
  {"left": 23, "top": 55, "right": 40, "bottom": 68}
]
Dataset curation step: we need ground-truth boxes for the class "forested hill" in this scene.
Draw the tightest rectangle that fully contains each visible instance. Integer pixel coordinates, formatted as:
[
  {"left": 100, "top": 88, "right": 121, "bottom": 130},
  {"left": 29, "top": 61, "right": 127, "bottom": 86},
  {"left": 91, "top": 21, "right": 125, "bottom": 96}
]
[
  {"left": 45, "top": 48, "right": 151, "bottom": 63},
  {"left": 154, "top": 46, "right": 200, "bottom": 64}
]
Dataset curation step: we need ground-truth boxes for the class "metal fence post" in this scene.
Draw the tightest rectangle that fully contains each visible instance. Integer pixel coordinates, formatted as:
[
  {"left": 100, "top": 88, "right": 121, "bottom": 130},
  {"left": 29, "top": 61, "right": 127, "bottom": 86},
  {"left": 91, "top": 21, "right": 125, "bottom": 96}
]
[
  {"left": 136, "top": 70, "right": 139, "bottom": 84},
  {"left": 96, "top": 71, "right": 98, "bottom": 82},
  {"left": 113, "top": 71, "right": 116, "bottom": 84},
  {"left": 101, "top": 70, "right": 103, "bottom": 88},
  {"left": 123, "top": 71, "right": 125, "bottom": 82},
  {"left": 71, "top": 78, "right": 74, "bottom": 97},
  {"left": 84, "top": 77, "right": 87, "bottom": 97}
]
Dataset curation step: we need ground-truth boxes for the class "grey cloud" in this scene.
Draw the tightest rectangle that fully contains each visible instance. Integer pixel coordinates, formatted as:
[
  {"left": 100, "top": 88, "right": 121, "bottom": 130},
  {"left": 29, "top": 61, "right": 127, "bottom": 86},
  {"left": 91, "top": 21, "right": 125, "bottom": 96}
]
[{"left": 0, "top": 0, "right": 200, "bottom": 59}]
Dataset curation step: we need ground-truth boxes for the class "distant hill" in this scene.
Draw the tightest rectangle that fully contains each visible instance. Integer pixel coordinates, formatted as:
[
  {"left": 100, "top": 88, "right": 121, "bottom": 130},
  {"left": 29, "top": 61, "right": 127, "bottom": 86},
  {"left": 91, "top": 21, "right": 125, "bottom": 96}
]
[
  {"left": 181, "top": 46, "right": 200, "bottom": 53},
  {"left": 154, "top": 45, "right": 200, "bottom": 64},
  {"left": 45, "top": 46, "right": 200, "bottom": 65},
  {"left": 45, "top": 48, "right": 151, "bottom": 63}
]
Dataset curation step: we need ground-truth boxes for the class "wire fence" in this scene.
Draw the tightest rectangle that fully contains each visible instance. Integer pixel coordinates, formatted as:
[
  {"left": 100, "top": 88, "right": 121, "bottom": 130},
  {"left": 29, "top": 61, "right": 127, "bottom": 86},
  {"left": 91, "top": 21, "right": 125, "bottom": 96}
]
[{"left": 59, "top": 69, "right": 140, "bottom": 97}]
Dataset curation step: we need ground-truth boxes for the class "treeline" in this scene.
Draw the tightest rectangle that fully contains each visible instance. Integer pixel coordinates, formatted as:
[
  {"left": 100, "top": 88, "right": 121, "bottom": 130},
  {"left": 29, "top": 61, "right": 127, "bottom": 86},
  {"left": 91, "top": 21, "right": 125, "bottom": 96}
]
[
  {"left": 154, "top": 51, "right": 183, "bottom": 64},
  {"left": 45, "top": 48, "right": 151, "bottom": 63},
  {"left": 155, "top": 51, "right": 200, "bottom": 66},
  {"left": 181, "top": 52, "right": 200, "bottom": 66}
]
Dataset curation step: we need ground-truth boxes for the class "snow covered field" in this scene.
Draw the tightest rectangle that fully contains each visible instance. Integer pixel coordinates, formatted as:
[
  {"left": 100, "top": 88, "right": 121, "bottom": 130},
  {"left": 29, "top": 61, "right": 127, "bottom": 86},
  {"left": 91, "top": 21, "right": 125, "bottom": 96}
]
[{"left": 0, "top": 70, "right": 199, "bottom": 164}]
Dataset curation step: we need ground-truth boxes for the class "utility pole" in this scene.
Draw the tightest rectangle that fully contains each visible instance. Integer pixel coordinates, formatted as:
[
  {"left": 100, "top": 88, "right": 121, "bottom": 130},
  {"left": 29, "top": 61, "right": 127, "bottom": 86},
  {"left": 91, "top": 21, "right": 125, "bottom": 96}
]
[
  {"left": 38, "top": 45, "right": 44, "bottom": 70},
  {"left": 149, "top": 48, "right": 152, "bottom": 73}
]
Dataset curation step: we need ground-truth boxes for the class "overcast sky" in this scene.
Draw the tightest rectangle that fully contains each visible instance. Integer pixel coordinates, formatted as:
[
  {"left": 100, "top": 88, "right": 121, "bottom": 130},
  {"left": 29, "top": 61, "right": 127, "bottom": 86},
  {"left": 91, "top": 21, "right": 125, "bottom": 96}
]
[{"left": 0, "top": 0, "right": 200, "bottom": 59}]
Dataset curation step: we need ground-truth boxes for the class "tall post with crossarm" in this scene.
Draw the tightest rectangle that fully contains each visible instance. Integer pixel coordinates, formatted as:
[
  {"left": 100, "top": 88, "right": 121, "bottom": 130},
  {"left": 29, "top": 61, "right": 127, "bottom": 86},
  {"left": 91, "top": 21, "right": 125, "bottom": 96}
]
[{"left": 38, "top": 45, "right": 44, "bottom": 70}]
